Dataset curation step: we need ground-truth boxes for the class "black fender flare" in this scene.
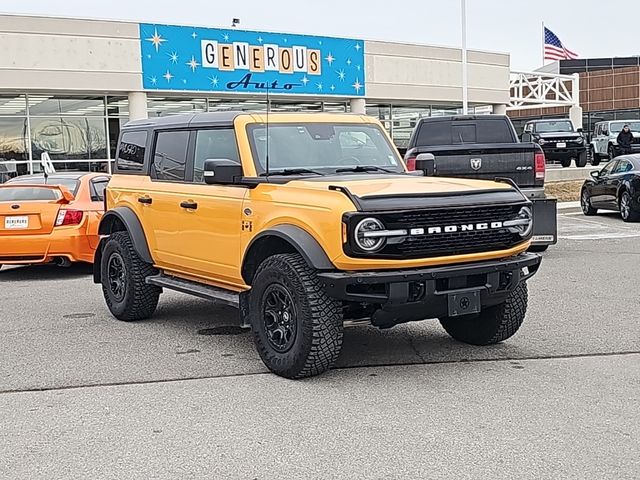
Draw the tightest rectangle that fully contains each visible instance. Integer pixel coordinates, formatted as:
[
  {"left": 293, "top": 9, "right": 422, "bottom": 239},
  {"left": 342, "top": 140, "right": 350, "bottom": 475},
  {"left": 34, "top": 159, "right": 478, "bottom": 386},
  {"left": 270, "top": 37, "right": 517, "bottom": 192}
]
[
  {"left": 94, "top": 207, "right": 153, "bottom": 284},
  {"left": 241, "top": 225, "right": 334, "bottom": 284}
]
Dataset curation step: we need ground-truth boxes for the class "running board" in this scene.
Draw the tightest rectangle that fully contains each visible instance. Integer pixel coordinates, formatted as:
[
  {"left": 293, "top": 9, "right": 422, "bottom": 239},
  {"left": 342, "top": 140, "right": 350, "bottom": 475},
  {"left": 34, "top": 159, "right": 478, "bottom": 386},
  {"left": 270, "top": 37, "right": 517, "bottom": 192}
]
[{"left": 146, "top": 274, "right": 239, "bottom": 307}]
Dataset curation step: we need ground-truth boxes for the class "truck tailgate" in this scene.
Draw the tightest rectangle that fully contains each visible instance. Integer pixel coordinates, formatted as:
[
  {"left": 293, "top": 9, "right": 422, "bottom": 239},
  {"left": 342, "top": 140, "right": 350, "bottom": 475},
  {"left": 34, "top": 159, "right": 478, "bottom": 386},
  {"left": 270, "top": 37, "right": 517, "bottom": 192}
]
[{"left": 412, "top": 143, "right": 538, "bottom": 188}]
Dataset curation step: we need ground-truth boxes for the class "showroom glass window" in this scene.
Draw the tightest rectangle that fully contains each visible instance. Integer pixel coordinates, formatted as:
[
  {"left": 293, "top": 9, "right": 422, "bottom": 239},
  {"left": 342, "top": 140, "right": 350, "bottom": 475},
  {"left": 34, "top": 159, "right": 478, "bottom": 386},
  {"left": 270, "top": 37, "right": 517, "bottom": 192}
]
[
  {"left": 0, "top": 95, "right": 29, "bottom": 181},
  {"left": 28, "top": 95, "right": 108, "bottom": 173}
]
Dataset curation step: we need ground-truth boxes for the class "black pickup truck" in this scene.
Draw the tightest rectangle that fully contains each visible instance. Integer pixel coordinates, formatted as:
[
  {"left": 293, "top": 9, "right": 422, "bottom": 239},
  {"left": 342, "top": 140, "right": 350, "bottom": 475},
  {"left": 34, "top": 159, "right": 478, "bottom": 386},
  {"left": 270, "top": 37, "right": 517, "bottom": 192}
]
[{"left": 403, "top": 114, "right": 557, "bottom": 251}]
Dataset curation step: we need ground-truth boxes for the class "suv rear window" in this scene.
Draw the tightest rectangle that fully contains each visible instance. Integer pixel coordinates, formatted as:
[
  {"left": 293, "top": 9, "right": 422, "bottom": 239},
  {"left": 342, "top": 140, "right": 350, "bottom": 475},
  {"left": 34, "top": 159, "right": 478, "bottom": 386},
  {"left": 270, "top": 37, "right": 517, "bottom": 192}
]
[
  {"left": 416, "top": 119, "right": 514, "bottom": 146},
  {"left": 116, "top": 131, "right": 147, "bottom": 172}
]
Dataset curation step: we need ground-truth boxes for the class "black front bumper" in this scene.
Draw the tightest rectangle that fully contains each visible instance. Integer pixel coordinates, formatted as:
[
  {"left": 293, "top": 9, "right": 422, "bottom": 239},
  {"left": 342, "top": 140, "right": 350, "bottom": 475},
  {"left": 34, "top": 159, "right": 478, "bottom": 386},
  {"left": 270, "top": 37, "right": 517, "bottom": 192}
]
[
  {"left": 318, "top": 253, "right": 541, "bottom": 327},
  {"left": 542, "top": 145, "right": 586, "bottom": 160}
]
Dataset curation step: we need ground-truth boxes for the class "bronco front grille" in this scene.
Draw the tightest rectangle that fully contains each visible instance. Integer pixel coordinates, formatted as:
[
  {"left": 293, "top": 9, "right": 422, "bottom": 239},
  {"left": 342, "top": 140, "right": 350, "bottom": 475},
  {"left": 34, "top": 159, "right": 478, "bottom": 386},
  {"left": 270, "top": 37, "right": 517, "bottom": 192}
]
[{"left": 345, "top": 204, "right": 527, "bottom": 260}]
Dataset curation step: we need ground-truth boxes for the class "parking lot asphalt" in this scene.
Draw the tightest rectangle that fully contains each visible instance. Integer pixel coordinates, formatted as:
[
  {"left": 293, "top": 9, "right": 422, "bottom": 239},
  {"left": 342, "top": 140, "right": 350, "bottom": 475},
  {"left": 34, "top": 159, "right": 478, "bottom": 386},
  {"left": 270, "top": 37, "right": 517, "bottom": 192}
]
[{"left": 1, "top": 209, "right": 639, "bottom": 479}]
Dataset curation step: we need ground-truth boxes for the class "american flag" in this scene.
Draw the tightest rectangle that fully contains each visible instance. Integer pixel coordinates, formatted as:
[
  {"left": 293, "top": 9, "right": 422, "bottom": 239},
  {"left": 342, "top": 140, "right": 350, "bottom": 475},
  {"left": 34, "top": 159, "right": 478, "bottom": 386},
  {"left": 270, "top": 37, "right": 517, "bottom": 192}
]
[{"left": 544, "top": 27, "right": 578, "bottom": 60}]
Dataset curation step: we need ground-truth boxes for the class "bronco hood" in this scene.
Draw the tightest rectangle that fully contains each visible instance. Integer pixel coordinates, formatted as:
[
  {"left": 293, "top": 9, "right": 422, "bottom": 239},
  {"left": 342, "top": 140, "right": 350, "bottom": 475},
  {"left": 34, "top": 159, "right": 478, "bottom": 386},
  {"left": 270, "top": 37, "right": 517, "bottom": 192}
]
[{"left": 288, "top": 174, "right": 527, "bottom": 212}]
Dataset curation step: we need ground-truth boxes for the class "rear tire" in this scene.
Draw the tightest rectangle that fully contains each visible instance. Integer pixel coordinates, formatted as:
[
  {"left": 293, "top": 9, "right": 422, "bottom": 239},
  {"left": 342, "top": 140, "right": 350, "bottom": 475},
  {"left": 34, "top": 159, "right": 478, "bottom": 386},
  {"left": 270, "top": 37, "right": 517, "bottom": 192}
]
[
  {"left": 581, "top": 189, "right": 598, "bottom": 216},
  {"left": 591, "top": 148, "right": 601, "bottom": 166},
  {"left": 608, "top": 144, "right": 617, "bottom": 160},
  {"left": 249, "top": 253, "right": 343, "bottom": 379},
  {"left": 101, "top": 231, "right": 160, "bottom": 321},
  {"left": 620, "top": 191, "right": 640, "bottom": 222},
  {"left": 440, "top": 282, "right": 528, "bottom": 346},
  {"left": 576, "top": 151, "right": 588, "bottom": 168},
  {"left": 560, "top": 157, "right": 572, "bottom": 168}
]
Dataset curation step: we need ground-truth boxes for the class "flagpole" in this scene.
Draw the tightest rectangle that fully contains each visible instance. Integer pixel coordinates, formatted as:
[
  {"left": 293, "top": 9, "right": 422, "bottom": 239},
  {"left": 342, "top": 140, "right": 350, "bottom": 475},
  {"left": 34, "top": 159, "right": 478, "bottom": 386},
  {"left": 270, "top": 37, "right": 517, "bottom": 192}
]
[
  {"left": 541, "top": 20, "right": 545, "bottom": 66},
  {"left": 461, "top": 0, "right": 468, "bottom": 114}
]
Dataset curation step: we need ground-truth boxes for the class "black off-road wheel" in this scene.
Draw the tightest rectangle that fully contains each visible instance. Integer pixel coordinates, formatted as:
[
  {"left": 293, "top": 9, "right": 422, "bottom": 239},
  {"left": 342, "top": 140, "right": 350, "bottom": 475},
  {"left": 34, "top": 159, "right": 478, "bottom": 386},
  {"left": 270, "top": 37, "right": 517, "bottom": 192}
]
[
  {"left": 249, "top": 253, "right": 343, "bottom": 379},
  {"left": 101, "top": 231, "right": 161, "bottom": 321},
  {"left": 576, "top": 151, "right": 588, "bottom": 168},
  {"left": 620, "top": 191, "right": 640, "bottom": 222},
  {"left": 439, "top": 282, "right": 528, "bottom": 346},
  {"left": 560, "top": 157, "right": 572, "bottom": 168},
  {"left": 591, "top": 148, "right": 601, "bottom": 166},
  {"left": 608, "top": 144, "right": 617, "bottom": 160}
]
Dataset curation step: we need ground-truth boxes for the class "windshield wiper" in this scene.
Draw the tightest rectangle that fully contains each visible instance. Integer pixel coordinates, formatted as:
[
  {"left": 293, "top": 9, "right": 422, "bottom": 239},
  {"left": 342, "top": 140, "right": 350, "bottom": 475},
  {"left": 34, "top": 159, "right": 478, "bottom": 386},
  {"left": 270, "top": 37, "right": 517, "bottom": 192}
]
[
  {"left": 261, "top": 168, "right": 325, "bottom": 177},
  {"left": 335, "top": 165, "right": 395, "bottom": 173}
]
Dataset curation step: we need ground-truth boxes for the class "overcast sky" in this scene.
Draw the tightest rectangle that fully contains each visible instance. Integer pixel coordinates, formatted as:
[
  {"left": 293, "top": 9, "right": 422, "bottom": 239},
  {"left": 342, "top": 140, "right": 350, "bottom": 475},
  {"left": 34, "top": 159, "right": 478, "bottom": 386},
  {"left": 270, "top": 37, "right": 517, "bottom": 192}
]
[{"left": 1, "top": 0, "right": 637, "bottom": 71}]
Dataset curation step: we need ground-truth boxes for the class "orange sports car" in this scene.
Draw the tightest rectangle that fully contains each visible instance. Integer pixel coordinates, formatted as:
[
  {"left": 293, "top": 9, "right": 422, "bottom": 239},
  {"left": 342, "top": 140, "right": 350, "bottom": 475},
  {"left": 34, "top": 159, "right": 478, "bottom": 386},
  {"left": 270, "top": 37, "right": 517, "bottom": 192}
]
[{"left": 0, "top": 172, "right": 110, "bottom": 269}]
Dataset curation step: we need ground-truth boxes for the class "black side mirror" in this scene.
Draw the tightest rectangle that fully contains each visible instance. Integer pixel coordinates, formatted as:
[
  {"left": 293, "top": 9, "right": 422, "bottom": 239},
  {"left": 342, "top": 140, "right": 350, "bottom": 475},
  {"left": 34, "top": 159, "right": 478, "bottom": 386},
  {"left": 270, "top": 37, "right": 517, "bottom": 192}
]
[
  {"left": 577, "top": 128, "right": 583, "bottom": 133},
  {"left": 521, "top": 133, "right": 532, "bottom": 142},
  {"left": 590, "top": 170, "right": 600, "bottom": 179},
  {"left": 203, "top": 159, "right": 243, "bottom": 185},
  {"left": 415, "top": 153, "right": 435, "bottom": 176}
]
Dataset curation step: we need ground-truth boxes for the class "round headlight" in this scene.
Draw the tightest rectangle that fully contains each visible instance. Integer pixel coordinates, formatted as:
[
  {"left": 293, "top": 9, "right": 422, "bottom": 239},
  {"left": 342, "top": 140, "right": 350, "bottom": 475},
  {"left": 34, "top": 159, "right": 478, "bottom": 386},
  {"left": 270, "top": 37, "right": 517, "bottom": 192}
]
[
  {"left": 575, "top": 136, "right": 584, "bottom": 144},
  {"left": 355, "top": 217, "right": 385, "bottom": 252},
  {"left": 538, "top": 138, "right": 547, "bottom": 145},
  {"left": 514, "top": 206, "right": 533, "bottom": 237}
]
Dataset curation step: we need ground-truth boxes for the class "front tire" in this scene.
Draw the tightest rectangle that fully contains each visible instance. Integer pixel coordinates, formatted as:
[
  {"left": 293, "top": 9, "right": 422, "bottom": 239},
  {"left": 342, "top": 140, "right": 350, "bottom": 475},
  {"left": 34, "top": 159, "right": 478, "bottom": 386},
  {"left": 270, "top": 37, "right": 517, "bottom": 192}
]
[
  {"left": 440, "top": 282, "right": 528, "bottom": 346},
  {"left": 608, "top": 144, "right": 617, "bottom": 160},
  {"left": 101, "top": 231, "right": 160, "bottom": 321},
  {"left": 620, "top": 191, "right": 640, "bottom": 222},
  {"left": 560, "top": 157, "right": 572, "bottom": 168},
  {"left": 581, "top": 189, "right": 598, "bottom": 216},
  {"left": 249, "top": 253, "right": 343, "bottom": 379},
  {"left": 576, "top": 151, "right": 588, "bottom": 168},
  {"left": 591, "top": 148, "right": 601, "bottom": 166}
]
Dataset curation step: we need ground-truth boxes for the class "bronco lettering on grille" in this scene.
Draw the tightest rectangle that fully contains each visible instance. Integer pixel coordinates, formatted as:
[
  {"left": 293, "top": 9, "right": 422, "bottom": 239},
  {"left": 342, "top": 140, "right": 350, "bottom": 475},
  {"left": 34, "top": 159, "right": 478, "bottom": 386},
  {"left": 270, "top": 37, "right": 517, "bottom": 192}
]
[{"left": 419, "top": 222, "right": 503, "bottom": 235}]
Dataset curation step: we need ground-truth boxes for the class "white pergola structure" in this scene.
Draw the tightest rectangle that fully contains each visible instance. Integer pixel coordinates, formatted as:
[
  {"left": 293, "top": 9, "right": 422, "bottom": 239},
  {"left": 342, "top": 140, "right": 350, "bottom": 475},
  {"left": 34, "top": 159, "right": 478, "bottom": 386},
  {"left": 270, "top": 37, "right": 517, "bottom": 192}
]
[{"left": 506, "top": 71, "right": 582, "bottom": 128}]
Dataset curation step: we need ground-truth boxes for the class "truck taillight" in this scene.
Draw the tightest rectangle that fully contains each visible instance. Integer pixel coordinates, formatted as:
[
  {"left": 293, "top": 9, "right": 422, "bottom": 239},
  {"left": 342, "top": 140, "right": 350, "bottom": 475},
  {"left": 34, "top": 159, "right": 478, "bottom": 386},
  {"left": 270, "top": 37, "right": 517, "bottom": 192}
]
[
  {"left": 55, "top": 209, "right": 84, "bottom": 226},
  {"left": 404, "top": 149, "right": 417, "bottom": 171},
  {"left": 534, "top": 151, "right": 546, "bottom": 180}
]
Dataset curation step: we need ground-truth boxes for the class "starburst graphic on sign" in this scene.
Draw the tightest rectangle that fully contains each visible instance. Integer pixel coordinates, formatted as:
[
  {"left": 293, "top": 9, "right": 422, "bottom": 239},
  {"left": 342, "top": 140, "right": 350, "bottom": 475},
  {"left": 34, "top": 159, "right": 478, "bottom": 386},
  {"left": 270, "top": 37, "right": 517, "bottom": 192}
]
[
  {"left": 346, "top": 58, "right": 352, "bottom": 66},
  {"left": 146, "top": 28, "right": 166, "bottom": 52},
  {"left": 301, "top": 75, "right": 309, "bottom": 86},
  {"left": 330, "top": 85, "right": 336, "bottom": 91},
  {"left": 168, "top": 52, "right": 179, "bottom": 64},
  {"left": 222, "top": 33, "right": 230, "bottom": 42},
  {"left": 257, "top": 36, "right": 263, "bottom": 43},
  {"left": 183, "top": 79, "right": 187, "bottom": 84},
  {"left": 356, "top": 65, "right": 361, "bottom": 71},
  {"left": 191, "top": 31, "right": 198, "bottom": 39},
  {"left": 163, "top": 70, "right": 173, "bottom": 82},
  {"left": 325, "top": 53, "right": 335, "bottom": 66},
  {"left": 337, "top": 69, "right": 346, "bottom": 81},
  {"left": 209, "top": 76, "right": 219, "bottom": 88},
  {"left": 186, "top": 56, "right": 200, "bottom": 72},
  {"left": 354, "top": 43, "right": 361, "bottom": 51},
  {"left": 317, "top": 82, "right": 323, "bottom": 91},
  {"left": 150, "top": 76, "right": 157, "bottom": 86},
  {"left": 352, "top": 79, "right": 362, "bottom": 93},
  {"left": 147, "top": 54, "right": 152, "bottom": 59}
]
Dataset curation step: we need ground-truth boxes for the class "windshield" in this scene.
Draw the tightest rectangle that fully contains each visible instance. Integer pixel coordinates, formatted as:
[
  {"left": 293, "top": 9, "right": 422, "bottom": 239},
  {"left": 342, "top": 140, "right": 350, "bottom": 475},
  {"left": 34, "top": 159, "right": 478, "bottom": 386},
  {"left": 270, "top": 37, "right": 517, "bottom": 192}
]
[
  {"left": 0, "top": 187, "right": 61, "bottom": 202},
  {"left": 247, "top": 123, "right": 403, "bottom": 175},
  {"left": 611, "top": 121, "right": 640, "bottom": 133},
  {"left": 6, "top": 177, "right": 80, "bottom": 195},
  {"left": 535, "top": 121, "right": 574, "bottom": 133}
]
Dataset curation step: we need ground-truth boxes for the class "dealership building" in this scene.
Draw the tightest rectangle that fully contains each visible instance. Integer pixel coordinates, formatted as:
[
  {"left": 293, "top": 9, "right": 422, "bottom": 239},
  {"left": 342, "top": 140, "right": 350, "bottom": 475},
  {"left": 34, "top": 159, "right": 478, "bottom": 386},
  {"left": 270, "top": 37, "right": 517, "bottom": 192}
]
[{"left": 0, "top": 14, "right": 512, "bottom": 176}]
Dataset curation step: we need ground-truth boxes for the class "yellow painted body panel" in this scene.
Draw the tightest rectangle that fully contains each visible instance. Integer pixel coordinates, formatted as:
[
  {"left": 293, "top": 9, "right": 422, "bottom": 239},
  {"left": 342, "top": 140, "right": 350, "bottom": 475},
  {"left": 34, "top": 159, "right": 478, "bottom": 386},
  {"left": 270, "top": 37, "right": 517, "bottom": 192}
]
[{"left": 106, "top": 113, "right": 530, "bottom": 290}]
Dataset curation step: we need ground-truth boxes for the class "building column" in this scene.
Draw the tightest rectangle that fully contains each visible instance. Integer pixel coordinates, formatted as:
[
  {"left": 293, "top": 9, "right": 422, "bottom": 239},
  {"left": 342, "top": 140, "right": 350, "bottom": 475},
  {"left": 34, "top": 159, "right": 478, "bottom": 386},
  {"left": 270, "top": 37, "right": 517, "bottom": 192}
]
[
  {"left": 128, "top": 91, "right": 148, "bottom": 121},
  {"left": 493, "top": 104, "right": 508, "bottom": 115},
  {"left": 569, "top": 106, "right": 583, "bottom": 129},
  {"left": 350, "top": 98, "right": 366, "bottom": 115}
]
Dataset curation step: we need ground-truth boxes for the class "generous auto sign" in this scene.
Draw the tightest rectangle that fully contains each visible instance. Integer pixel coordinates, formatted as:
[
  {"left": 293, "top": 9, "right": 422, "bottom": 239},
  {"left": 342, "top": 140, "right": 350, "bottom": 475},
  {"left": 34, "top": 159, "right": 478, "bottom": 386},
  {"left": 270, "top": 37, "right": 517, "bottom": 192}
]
[{"left": 139, "top": 23, "right": 365, "bottom": 96}]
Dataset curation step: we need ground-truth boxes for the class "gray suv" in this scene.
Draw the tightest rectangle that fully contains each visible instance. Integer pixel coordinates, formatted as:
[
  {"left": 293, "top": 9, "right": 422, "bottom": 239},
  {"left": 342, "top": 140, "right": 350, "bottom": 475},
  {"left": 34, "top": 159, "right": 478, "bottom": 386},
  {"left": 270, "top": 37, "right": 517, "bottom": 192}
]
[{"left": 590, "top": 120, "right": 640, "bottom": 165}]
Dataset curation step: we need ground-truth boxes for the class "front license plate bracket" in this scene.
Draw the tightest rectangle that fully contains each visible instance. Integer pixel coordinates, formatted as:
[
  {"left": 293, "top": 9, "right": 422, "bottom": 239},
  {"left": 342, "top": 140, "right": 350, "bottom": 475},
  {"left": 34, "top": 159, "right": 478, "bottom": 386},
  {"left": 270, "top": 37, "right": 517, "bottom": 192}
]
[{"left": 447, "top": 290, "right": 481, "bottom": 317}]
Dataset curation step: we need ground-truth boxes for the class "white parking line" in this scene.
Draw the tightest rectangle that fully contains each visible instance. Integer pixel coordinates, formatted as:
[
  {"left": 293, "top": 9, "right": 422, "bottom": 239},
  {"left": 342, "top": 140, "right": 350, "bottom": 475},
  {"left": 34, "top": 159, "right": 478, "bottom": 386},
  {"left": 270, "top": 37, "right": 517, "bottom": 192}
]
[{"left": 558, "top": 213, "right": 640, "bottom": 240}]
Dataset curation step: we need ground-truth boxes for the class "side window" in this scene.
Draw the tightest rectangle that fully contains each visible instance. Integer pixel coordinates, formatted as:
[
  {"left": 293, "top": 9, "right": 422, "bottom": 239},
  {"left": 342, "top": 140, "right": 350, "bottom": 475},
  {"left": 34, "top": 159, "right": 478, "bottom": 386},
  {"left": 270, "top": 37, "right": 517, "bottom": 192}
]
[
  {"left": 90, "top": 178, "right": 109, "bottom": 202},
  {"left": 152, "top": 131, "right": 190, "bottom": 182},
  {"left": 193, "top": 129, "right": 240, "bottom": 183},
  {"left": 116, "top": 131, "right": 147, "bottom": 172},
  {"left": 613, "top": 160, "right": 631, "bottom": 174},
  {"left": 600, "top": 160, "right": 616, "bottom": 176}
]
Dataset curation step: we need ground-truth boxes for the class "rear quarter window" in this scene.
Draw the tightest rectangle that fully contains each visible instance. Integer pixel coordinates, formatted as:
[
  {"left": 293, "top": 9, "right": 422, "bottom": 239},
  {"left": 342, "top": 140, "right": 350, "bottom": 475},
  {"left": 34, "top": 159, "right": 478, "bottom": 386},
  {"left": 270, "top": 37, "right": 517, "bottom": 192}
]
[{"left": 116, "top": 131, "right": 148, "bottom": 172}]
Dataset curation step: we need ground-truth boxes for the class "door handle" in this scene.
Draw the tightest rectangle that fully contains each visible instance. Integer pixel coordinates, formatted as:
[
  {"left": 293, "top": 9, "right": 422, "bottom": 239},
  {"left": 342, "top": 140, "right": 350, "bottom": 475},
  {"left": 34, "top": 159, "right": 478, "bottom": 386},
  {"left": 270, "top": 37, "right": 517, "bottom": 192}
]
[
  {"left": 138, "top": 197, "right": 152, "bottom": 205},
  {"left": 180, "top": 201, "right": 198, "bottom": 210}
]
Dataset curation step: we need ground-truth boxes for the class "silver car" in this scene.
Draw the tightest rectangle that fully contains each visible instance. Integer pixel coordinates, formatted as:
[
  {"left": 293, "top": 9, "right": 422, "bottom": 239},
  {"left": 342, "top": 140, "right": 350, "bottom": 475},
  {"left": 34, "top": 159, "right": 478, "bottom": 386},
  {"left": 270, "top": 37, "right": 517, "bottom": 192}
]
[{"left": 590, "top": 120, "right": 640, "bottom": 165}]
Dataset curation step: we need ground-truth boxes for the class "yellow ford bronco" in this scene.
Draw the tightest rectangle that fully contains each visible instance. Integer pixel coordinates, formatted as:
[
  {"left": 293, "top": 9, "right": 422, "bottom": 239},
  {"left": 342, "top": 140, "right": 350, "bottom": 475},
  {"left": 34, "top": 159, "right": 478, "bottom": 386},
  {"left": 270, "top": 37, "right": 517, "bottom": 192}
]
[{"left": 94, "top": 112, "right": 541, "bottom": 378}]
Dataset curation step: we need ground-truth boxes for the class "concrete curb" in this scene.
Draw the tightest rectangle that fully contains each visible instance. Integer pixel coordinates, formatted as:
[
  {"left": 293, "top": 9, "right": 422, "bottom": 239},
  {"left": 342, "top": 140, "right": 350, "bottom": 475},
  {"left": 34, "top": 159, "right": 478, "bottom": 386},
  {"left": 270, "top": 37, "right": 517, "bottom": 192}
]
[{"left": 557, "top": 201, "right": 580, "bottom": 210}]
